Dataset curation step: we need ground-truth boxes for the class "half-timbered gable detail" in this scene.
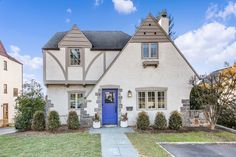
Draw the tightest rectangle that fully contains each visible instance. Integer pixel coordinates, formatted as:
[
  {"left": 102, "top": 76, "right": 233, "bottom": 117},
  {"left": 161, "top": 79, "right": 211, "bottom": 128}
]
[{"left": 130, "top": 14, "right": 169, "bottom": 43}]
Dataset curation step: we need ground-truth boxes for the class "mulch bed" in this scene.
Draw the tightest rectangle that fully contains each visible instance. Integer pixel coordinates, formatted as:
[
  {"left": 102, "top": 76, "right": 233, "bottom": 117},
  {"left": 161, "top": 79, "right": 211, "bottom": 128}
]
[
  {"left": 133, "top": 126, "right": 222, "bottom": 134},
  {"left": 8, "top": 125, "right": 88, "bottom": 137}
]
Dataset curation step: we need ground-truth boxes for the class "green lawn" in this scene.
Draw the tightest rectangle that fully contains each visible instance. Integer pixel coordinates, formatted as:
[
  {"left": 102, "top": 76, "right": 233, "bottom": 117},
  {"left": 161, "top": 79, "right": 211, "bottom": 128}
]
[
  {"left": 0, "top": 132, "right": 101, "bottom": 157},
  {"left": 127, "top": 131, "right": 236, "bottom": 157}
]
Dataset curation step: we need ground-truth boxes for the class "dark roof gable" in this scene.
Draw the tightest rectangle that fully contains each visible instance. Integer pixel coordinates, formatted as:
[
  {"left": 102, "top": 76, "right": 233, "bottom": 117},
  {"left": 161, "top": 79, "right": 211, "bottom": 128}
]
[
  {"left": 0, "top": 40, "right": 22, "bottom": 65},
  {"left": 43, "top": 31, "right": 131, "bottom": 51}
]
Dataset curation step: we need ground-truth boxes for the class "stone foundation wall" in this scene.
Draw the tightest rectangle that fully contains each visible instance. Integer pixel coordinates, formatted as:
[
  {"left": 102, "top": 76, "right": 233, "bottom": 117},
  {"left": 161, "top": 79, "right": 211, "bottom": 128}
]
[{"left": 181, "top": 99, "right": 209, "bottom": 127}]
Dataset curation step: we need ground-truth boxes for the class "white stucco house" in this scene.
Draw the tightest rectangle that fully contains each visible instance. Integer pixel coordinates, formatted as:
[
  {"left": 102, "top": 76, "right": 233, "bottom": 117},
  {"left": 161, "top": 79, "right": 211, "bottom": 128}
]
[
  {"left": 43, "top": 13, "right": 198, "bottom": 127},
  {"left": 0, "top": 41, "right": 23, "bottom": 127}
]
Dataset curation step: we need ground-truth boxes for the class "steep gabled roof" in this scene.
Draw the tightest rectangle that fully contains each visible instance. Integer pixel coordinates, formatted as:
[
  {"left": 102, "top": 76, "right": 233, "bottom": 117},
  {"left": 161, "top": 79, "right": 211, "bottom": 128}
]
[
  {"left": 0, "top": 41, "right": 8, "bottom": 57},
  {"left": 86, "top": 14, "right": 199, "bottom": 97},
  {"left": 43, "top": 30, "right": 131, "bottom": 51},
  {"left": 0, "top": 40, "right": 22, "bottom": 65}
]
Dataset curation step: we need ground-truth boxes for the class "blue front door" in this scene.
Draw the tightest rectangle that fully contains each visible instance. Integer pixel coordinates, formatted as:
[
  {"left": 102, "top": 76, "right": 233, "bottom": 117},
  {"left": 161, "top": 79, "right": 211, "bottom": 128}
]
[{"left": 102, "top": 89, "right": 118, "bottom": 125}]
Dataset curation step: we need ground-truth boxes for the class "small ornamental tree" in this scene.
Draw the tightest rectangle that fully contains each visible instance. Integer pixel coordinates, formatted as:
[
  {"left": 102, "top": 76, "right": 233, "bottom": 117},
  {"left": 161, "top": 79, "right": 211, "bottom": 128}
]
[
  {"left": 137, "top": 111, "right": 150, "bottom": 130},
  {"left": 67, "top": 111, "right": 80, "bottom": 129},
  {"left": 32, "top": 111, "right": 46, "bottom": 131},
  {"left": 47, "top": 111, "right": 60, "bottom": 132},
  {"left": 190, "top": 63, "right": 236, "bottom": 130},
  {"left": 154, "top": 112, "right": 167, "bottom": 130},
  {"left": 15, "top": 80, "right": 45, "bottom": 130}
]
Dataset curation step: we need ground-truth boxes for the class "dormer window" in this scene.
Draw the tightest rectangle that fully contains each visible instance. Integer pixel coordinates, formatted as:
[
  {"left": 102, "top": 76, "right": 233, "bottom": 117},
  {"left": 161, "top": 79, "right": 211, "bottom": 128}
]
[
  {"left": 70, "top": 48, "right": 81, "bottom": 66},
  {"left": 142, "top": 43, "right": 158, "bottom": 59}
]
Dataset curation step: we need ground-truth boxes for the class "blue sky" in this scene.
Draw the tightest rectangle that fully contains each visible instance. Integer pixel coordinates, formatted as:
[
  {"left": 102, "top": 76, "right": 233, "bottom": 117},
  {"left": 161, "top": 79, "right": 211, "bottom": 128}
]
[{"left": 0, "top": 0, "right": 236, "bottom": 86}]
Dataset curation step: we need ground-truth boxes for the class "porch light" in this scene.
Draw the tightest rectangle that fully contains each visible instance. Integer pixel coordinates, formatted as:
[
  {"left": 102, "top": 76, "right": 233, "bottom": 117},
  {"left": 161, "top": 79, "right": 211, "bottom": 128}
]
[{"left": 127, "top": 90, "right": 132, "bottom": 97}]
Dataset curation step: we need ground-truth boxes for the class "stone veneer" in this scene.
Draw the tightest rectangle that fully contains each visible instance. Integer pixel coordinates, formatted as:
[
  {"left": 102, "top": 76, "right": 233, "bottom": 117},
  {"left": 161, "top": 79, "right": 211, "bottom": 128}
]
[{"left": 181, "top": 99, "right": 209, "bottom": 127}]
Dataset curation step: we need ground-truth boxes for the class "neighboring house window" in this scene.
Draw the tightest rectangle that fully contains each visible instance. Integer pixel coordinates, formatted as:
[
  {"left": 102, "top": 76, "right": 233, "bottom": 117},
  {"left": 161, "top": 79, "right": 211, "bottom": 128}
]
[
  {"left": 137, "top": 90, "right": 166, "bottom": 109},
  {"left": 4, "top": 84, "right": 7, "bottom": 94},
  {"left": 13, "top": 88, "right": 18, "bottom": 97},
  {"left": 142, "top": 43, "right": 158, "bottom": 59},
  {"left": 3, "top": 61, "right": 7, "bottom": 70},
  {"left": 69, "top": 93, "right": 83, "bottom": 109},
  {"left": 70, "top": 48, "right": 81, "bottom": 65}
]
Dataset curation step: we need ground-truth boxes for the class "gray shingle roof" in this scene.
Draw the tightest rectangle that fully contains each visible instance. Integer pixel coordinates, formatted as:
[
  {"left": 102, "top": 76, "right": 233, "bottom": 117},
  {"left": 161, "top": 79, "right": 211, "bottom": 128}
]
[{"left": 43, "top": 31, "right": 131, "bottom": 50}]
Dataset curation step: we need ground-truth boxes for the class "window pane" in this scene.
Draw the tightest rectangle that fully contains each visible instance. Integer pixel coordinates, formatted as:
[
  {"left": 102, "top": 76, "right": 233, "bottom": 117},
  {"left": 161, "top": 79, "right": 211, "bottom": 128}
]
[
  {"left": 105, "top": 92, "right": 115, "bottom": 103},
  {"left": 138, "top": 92, "right": 146, "bottom": 109},
  {"left": 143, "top": 43, "right": 149, "bottom": 58},
  {"left": 4, "top": 61, "right": 7, "bottom": 70},
  {"left": 70, "top": 94, "right": 76, "bottom": 109},
  {"left": 70, "top": 49, "right": 80, "bottom": 65},
  {"left": 147, "top": 91, "right": 155, "bottom": 109},
  {"left": 13, "top": 88, "right": 18, "bottom": 97},
  {"left": 4, "top": 84, "right": 7, "bottom": 94},
  {"left": 76, "top": 93, "right": 83, "bottom": 109},
  {"left": 158, "top": 91, "right": 165, "bottom": 109},
  {"left": 151, "top": 43, "right": 157, "bottom": 58}
]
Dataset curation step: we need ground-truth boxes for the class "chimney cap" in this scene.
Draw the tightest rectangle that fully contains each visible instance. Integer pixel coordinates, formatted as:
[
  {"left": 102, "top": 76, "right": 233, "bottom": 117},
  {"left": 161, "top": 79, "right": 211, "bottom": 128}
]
[{"left": 160, "top": 9, "right": 168, "bottom": 18}]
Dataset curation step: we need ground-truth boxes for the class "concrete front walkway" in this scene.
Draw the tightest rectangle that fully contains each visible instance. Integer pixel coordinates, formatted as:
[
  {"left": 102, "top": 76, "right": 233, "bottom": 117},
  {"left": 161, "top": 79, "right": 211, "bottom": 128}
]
[
  {"left": 90, "top": 127, "right": 139, "bottom": 157},
  {"left": 0, "top": 127, "right": 17, "bottom": 135}
]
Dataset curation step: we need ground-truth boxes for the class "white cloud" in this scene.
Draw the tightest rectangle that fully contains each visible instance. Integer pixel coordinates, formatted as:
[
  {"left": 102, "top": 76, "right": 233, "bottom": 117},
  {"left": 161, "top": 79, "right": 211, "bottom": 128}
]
[
  {"left": 112, "top": 0, "right": 136, "bottom": 14},
  {"left": 206, "top": 1, "right": 236, "bottom": 20},
  {"left": 65, "top": 18, "right": 71, "bottom": 23},
  {"left": 95, "top": 0, "right": 103, "bottom": 6},
  {"left": 175, "top": 22, "right": 236, "bottom": 74},
  {"left": 66, "top": 8, "right": 72, "bottom": 14},
  {"left": 9, "top": 45, "right": 43, "bottom": 70}
]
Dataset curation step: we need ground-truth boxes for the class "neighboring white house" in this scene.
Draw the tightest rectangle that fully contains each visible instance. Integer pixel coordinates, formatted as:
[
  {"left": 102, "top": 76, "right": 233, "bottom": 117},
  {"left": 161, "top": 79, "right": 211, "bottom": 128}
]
[
  {"left": 0, "top": 41, "right": 22, "bottom": 127},
  {"left": 43, "top": 13, "right": 198, "bottom": 127}
]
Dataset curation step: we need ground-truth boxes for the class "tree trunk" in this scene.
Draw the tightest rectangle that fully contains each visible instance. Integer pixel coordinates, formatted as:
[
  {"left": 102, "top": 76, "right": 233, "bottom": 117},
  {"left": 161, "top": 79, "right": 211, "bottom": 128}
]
[{"left": 209, "top": 123, "right": 216, "bottom": 130}]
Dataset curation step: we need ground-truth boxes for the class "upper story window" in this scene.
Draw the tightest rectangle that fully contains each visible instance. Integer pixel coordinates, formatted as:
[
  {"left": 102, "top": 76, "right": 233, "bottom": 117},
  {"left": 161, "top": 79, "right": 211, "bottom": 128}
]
[
  {"left": 4, "top": 84, "right": 7, "bottom": 94},
  {"left": 13, "top": 88, "right": 18, "bottom": 97},
  {"left": 3, "top": 60, "right": 7, "bottom": 70},
  {"left": 69, "top": 93, "right": 84, "bottom": 109},
  {"left": 142, "top": 43, "right": 158, "bottom": 59},
  {"left": 137, "top": 90, "right": 166, "bottom": 110},
  {"left": 70, "top": 48, "right": 81, "bottom": 66}
]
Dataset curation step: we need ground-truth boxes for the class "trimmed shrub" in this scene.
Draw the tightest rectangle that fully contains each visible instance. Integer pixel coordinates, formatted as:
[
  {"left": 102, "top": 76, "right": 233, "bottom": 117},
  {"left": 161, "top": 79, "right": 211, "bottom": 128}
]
[
  {"left": 67, "top": 111, "right": 80, "bottom": 129},
  {"left": 154, "top": 112, "right": 167, "bottom": 130},
  {"left": 32, "top": 111, "right": 46, "bottom": 131},
  {"left": 47, "top": 111, "right": 60, "bottom": 132},
  {"left": 15, "top": 114, "right": 29, "bottom": 131},
  {"left": 169, "top": 111, "right": 182, "bottom": 130},
  {"left": 137, "top": 111, "right": 150, "bottom": 130}
]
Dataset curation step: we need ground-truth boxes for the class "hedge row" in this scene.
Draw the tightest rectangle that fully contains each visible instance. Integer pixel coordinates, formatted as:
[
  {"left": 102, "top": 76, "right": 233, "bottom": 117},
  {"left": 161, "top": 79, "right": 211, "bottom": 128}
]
[{"left": 136, "top": 111, "right": 182, "bottom": 130}]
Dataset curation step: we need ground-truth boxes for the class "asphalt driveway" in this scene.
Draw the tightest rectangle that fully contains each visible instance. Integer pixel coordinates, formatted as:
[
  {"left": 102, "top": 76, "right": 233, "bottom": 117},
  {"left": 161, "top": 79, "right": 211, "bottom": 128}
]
[{"left": 160, "top": 143, "right": 236, "bottom": 157}]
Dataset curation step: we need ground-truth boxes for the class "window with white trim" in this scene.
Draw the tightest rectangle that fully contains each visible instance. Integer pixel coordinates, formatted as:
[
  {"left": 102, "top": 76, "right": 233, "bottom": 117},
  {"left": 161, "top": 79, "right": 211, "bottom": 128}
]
[
  {"left": 142, "top": 43, "right": 158, "bottom": 59},
  {"left": 137, "top": 90, "right": 166, "bottom": 109},
  {"left": 70, "top": 48, "right": 81, "bottom": 65},
  {"left": 69, "top": 93, "right": 83, "bottom": 109}
]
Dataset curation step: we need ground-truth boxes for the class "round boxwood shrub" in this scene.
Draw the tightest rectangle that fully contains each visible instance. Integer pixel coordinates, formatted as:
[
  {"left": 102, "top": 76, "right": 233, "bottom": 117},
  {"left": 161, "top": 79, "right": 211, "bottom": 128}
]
[
  {"left": 32, "top": 111, "right": 46, "bottom": 131},
  {"left": 47, "top": 111, "right": 60, "bottom": 132},
  {"left": 154, "top": 112, "right": 167, "bottom": 130},
  {"left": 169, "top": 111, "right": 182, "bottom": 130},
  {"left": 137, "top": 111, "right": 150, "bottom": 130},
  {"left": 67, "top": 111, "right": 80, "bottom": 129}
]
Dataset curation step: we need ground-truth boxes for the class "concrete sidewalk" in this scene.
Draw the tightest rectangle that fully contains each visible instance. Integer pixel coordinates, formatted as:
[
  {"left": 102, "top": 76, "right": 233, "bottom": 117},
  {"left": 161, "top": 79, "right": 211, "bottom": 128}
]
[
  {"left": 90, "top": 127, "right": 139, "bottom": 157},
  {"left": 0, "top": 127, "right": 17, "bottom": 135}
]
